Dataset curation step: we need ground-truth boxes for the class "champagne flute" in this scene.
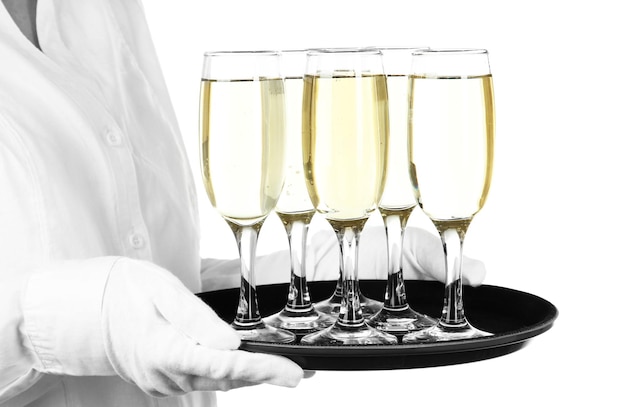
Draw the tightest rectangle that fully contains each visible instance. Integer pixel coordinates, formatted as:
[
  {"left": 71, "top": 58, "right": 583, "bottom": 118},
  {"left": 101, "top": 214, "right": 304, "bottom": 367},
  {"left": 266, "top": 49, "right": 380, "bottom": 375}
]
[
  {"left": 200, "top": 51, "right": 295, "bottom": 343},
  {"left": 367, "top": 47, "right": 437, "bottom": 334},
  {"left": 311, "top": 48, "right": 384, "bottom": 320},
  {"left": 264, "top": 50, "right": 335, "bottom": 334},
  {"left": 403, "top": 49, "right": 495, "bottom": 342},
  {"left": 300, "top": 48, "right": 397, "bottom": 345}
]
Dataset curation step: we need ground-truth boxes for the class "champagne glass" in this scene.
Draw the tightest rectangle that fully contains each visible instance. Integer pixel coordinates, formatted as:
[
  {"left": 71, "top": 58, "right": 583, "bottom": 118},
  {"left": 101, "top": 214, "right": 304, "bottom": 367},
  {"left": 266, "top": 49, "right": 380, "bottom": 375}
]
[
  {"left": 264, "top": 50, "right": 335, "bottom": 334},
  {"left": 300, "top": 48, "right": 397, "bottom": 345},
  {"left": 367, "top": 47, "right": 437, "bottom": 334},
  {"left": 200, "top": 51, "right": 295, "bottom": 343},
  {"left": 311, "top": 47, "right": 384, "bottom": 320},
  {"left": 403, "top": 49, "right": 495, "bottom": 342}
]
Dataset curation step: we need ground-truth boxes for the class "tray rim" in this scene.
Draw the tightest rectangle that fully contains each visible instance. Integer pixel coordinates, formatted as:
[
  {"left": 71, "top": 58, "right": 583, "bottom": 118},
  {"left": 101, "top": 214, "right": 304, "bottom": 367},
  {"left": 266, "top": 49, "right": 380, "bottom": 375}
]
[{"left": 199, "top": 281, "right": 559, "bottom": 370}]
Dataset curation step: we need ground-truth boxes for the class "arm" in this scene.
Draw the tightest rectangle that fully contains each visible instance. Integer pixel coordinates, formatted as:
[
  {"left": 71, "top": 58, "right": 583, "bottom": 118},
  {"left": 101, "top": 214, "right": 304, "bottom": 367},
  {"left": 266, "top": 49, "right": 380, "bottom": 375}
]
[
  {"left": 306, "top": 227, "right": 486, "bottom": 286},
  {"left": 199, "top": 225, "right": 486, "bottom": 295},
  {"left": 0, "top": 118, "right": 304, "bottom": 404},
  {"left": 0, "top": 260, "right": 118, "bottom": 403},
  {"left": 0, "top": 116, "right": 117, "bottom": 401},
  {"left": 200, "top": 251, "right": 291, "bottom": 293}
]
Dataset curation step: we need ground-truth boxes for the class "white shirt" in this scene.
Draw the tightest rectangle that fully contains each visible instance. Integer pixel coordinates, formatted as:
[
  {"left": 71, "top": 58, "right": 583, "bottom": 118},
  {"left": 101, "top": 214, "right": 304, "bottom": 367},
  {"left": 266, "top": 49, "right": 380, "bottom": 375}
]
[
  {"left": 0, "top": 1, "right": 475, "bottom": 405},
  {"left": 0, "top": 0, "right": 215, "bottom": 405}
]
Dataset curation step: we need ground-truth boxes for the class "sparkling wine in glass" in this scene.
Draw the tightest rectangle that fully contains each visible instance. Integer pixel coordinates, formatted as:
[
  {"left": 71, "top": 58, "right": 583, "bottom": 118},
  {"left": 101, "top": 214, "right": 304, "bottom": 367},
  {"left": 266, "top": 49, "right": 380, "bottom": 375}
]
[
  {"left": 300, "top": 48, "right": 397, "bottom": 345},
  {"left": 264, "top": 50, "right": 335, "bottom": 334},
  {"left": 311, "top": 49, "right": 386, "bottom": 320},
  {"left": 200, "top": 51, "right": 295, "bottom": 343},
  {"left": 366, "top": 47, "right": 437, "bottom": 334},
  {"left": 403, "top": 49, "right": 495, "bottom": 342}
]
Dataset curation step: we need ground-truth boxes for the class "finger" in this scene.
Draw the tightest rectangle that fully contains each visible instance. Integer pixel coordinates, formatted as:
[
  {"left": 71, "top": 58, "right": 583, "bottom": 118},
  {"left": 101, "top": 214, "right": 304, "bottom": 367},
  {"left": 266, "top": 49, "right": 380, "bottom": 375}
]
[
  {"left": 461, "top": 257, "right": 486, "bottom": 286},
  {"left": 207, "top": 349, "right": 304, "bottom": 388},
  {"left": 255, "top": 250, "right": 291, "bottom": 286},
  {"left": 403, "top": 227, "right": 445, "bottom": 281},
  {"left": 187, "top": 376, "right": 263, "bottom": 392},
  {"left": 358, "top": 226, "right": 391, "bottom": 279},
  {"left": 188, "top": 371, "right": 316, "bottom": 393},
  {"left": 307, "top": 229, "right": 339, "bottom": 281},
  {"left": 144, "top": 327, "right": 261, "bottom": 394},
  {"left": 178, "top": 343, "right": 304, "bottom": 389}
]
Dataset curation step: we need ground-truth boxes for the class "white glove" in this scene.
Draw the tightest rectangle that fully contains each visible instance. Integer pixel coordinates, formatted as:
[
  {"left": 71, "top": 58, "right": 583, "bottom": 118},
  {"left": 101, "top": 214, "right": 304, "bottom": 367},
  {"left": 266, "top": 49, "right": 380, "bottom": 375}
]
[
  {"left": 308, "top": 226, "right": 486, "bottom": 286},
  {"left": 102, "top": 258, "right": 304, "bottom": 397},
  {"left": 400, "top": 226, "right": 486, "bottom": 286}
]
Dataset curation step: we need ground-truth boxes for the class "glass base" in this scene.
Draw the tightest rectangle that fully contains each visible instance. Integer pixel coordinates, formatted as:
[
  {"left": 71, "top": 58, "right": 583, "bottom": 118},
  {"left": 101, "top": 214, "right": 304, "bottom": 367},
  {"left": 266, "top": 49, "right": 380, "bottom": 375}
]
[
  {"left": 314, "top": 294, "right": 382, "bottom": 319},
  {"left": 367, "top": 306, "right": 437, "bottom": 334},
  {"left": 264, "top": 307, "right": 336, "bottom": 335},
  {"left": 300, "top": 321, "right": 398, "bottom": 345},
  {"left": 231, "top": 321, "right": 296, "bottom": 343},
  {"left": 402, "top": 320, "right": 492, "bottom": 343}
]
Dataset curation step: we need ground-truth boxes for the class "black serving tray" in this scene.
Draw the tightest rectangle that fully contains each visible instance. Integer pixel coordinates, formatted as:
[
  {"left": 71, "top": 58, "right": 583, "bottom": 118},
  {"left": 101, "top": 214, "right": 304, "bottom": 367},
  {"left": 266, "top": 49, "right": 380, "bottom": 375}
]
[{"left": 197, "top": 280, "right": 558, "bottom": 371}]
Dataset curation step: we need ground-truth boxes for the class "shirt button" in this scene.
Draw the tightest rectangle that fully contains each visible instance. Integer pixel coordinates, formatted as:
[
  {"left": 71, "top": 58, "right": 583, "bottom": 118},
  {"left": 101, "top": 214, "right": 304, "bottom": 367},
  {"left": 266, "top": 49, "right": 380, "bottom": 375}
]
[
  {"left": 105, "top": 129, "right": 123, "bottom": 146},
  {"left": 128, "top": 233, "right": 145, "bottom": 249}
]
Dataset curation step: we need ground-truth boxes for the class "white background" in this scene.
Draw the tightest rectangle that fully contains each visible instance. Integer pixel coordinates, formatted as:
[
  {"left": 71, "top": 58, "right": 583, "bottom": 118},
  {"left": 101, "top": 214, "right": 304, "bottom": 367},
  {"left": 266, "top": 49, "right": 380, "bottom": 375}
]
[{"left": 142, "top": 1, "right": 624, "bottom": 406}]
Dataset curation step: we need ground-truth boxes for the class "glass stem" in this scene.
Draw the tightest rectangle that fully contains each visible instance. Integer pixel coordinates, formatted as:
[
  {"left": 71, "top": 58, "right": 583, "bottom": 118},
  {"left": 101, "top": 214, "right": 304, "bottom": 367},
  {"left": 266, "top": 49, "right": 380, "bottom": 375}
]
[
  {"left": 325, "top": 253, "right": 344, "bottom": 307},
  {"left": 329, "top": 269, "right": 344, "bottom": 303},
  {"left": 283, "top": 219, "right": 314, "bottom": 312},
  {"left": 381, "top": 212, "right": 411, "bottom": 310},
  {"left": 228, "top": 220, "right": 264, "bottom": 327},
  {"left": 330, "top": 219, "right": 367, "bottom": 328},
  {"left": 434, "top": 219, "right": 471, "bottom": 327}
]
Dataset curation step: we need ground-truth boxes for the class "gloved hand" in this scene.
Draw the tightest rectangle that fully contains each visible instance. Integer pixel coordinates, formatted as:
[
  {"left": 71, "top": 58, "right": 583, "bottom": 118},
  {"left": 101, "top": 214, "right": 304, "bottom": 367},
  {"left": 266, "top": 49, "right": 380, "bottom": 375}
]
[
  {"left": 307, "top": 226, "right": 486, "bottom": 286},
  {"left": 398, "top": 226, "right": 486, "bottom": 286},
  {"left": 102, "top": 257, "right": 304, "bottom": 397}
]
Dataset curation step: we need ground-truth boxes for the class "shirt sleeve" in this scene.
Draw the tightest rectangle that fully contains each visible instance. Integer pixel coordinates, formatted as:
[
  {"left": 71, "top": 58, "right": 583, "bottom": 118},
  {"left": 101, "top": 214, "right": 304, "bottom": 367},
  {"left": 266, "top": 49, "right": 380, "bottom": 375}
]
[
  {"left": 0, "top": 118, "right": 116, "bottom": 403},
  {"left": 199, "top": 238, "right": 340, "bottom": 294},
  {"left": 199, "top": 251, "right": 291, "bottom": 293},
  {"left": 199, "top": 258, "right": 240, "bottom": 292},
  {"left": 0, "top": 259, "right": 120, "bottom": 403},
  {"left": 198, "top": 229, "right": 340, "bottom": 293}
]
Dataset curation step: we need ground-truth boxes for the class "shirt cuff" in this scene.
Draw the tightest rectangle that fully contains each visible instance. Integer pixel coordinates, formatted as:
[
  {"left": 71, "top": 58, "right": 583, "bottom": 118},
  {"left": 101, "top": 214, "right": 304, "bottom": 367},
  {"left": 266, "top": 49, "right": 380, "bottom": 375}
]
[
  {"left": 22, "top": 257, "right": 120, "bottom": 376},
  {"left": 200, "top": 258, "right": 240, "bottom": 292}
]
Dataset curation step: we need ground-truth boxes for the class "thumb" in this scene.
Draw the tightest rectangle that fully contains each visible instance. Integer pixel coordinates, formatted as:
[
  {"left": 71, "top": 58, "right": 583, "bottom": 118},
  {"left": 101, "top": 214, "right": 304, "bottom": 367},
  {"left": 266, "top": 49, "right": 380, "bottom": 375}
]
[
  {"left": 139, "top": 264, "right": 240, "bottom": 350},
  {"left": 154, "top": 283, "right": 241, "bottom": 350},
  {"left": 403, "top": 227, "right": 487, "bottom": 286}
]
